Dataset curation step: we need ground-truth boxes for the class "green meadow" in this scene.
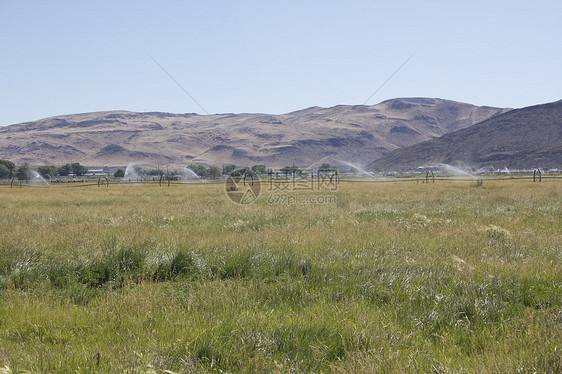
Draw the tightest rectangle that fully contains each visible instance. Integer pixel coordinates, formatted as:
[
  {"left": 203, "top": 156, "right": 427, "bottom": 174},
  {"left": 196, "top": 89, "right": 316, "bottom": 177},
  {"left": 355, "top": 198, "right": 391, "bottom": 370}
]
[{"left": 0, "top": 180, "right": 560, "bottom": 373}]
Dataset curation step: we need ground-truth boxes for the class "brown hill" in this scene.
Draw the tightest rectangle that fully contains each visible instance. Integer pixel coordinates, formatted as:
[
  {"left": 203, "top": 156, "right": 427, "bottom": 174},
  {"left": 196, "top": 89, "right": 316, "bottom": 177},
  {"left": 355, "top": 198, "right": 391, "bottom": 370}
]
[
  {"left": 370, "top": 100, "right": 562, "bottom": 171},
  {"left": 0, "top": 98, "right": 508, "bottom": 169}
]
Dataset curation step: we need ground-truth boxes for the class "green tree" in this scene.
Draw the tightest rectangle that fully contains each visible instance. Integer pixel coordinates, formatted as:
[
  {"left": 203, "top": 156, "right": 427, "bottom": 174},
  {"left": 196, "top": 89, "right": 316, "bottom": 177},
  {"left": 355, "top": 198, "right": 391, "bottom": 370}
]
[
  {"left": 71, "top": 162, "right": 88, "bottom": 176},
  {"left": 16, "top": 163, "right": 31, "bottom": 181},
  {"left": 280, "top": 165, "right": 301, "bottom": 176},
  {"left": 146, "top": 169, "right": 164, "bottom": 176},
  {"left": 0, "top": 160, "right": 16, "bottom": 178},
  {"left": 0, "top": 164, "right": 10, "bottom": 179},
  {"left": 222, "top": 164, "right": 236, "bottom": 175},
  {"left": 251, "top": 165, "right": 266, "bottom": 174},
  {"left": 450, "top": 160, "right": 466, "bottom": 168},
  {"left": 114, "top": 168, "right": 125, "bottom": 178},
  {"left": 188, "top": 165, "right": 208, "bottom": 177},
  {"left": 208, "top": 165, "right": 222, "bottom": 178},
  {"left": 318, "top": 163, "right": 334, "bottom": 172},
  {"left": 37, "top": 165, "right": 58, "bottom": 179},
  {"left": 228, "top": 167, "right": 252, "bottom": 177},
  {"left": 58, "top": 163, "right": 72, "bottom": 176}
]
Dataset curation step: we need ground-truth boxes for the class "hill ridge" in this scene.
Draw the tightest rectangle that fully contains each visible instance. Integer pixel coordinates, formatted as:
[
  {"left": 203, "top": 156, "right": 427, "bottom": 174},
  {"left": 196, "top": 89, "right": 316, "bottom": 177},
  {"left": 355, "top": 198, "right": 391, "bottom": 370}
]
[
  {"left": 369, "top": 99, "right": 562, "bottom": 170},
  {"left": 0, "top": 98, "right": 509, "bottom": 168}
]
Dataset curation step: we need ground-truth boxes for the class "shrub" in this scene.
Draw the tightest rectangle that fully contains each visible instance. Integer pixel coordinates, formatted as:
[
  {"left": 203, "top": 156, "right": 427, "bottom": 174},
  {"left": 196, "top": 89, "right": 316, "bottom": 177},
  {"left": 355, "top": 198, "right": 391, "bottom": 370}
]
[{"left": 114, "top": 168, "right": 125, "bottom": 178}]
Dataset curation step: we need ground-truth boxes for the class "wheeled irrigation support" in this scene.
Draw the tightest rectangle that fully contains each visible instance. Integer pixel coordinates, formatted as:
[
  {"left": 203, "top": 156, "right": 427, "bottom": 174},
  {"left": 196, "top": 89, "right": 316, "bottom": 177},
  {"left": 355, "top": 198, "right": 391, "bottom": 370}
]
[
  {"left": 159, "top": 175, "right": 170, "bottom": 187},
  {"left": 10, "top": 178, "right": 22, "bottom": 188},
  {"left": 425, "top": 170, "right": 435, "bottom": 183},
  {"left": 533, "top": 169, "right": 542, "bottom": 182},
  {"left": 243, "top": 172, "right": 255, "bottom": 186},
  {"left": 98, "top": 176, "right": 109, "bottom": 187}
]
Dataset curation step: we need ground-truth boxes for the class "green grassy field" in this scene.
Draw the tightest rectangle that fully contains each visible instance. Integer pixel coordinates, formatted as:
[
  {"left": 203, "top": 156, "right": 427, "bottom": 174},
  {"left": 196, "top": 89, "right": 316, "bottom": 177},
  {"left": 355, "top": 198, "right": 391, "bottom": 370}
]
[{"left": 0, "top": 180, "right": 560, "bottom": 373}]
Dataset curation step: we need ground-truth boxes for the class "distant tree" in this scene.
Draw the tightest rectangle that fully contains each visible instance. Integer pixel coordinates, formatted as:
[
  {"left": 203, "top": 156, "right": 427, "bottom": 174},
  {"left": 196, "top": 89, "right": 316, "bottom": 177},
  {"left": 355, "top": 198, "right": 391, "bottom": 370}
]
[
  {"left": 450, "top": 160, "right": 466, "bottom": 168},
  {"left": 241, "top": 167, "right": 254, "bottom": 177},
  {"left": 222, "top": 164, "right": 236, "bottom": 175},
  {"left": 114, "top": 168, "right": 125, "bottom": 178},
  {"left": 71, "top": 162, "right": 88, "bottom": 176},
  {"left": 0, "top": 160, "right": 16, "bottom": 178},
  {"left": 229, "top": 167, "right": 252, "bottom": 177},
  {"left": 37, "top": 165, "right": 58, "bottom": 179},
  {"left": 58, "top": 163, "right": 72, "bottom": 176},
  {"left": 146, "top": 169, "right": 164, "bottom": 176},
  {"left": 251, "top": 165, "right": 266, "bottom": 174},
  {"left": 0, "top": 164, "right": 10, "bottom": 179},
  {"left": 15, "top": 163, "right": 31, "bottom": 181},
  {"left": 280, "top": 165, "right": 301, "bottom": 175},
  {"left": 372, "top": 165, "right": 382, "bottom": 173},
  {"left": 208, "top": 165, "right": 222, "bottom": 178},
  {"left": 188, "top": 165, "right": 208, "bottom": 177},
  {"left": 318, "top": 163, "right": 333, "bottom": 171}
]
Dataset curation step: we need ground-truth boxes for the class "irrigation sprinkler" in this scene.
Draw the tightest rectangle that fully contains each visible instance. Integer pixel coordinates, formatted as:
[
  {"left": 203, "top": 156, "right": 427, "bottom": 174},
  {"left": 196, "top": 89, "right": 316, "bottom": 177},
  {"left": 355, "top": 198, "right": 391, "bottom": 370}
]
[
  {"left": 243, "top": 172, "right": 254, "bottom": 186},
  {"left": 98, "top": 176, "right": 109, "bottom": 187},
  {"left": 10, "top": 178, "right": 23, "bottom": 188},
  {"left": 533, "top": 169, "right": 542, "bottom": 182},
  {"left": 316, "top": 168, "right": 339, "bottom": 189},
  {"left": 159, "top": 175, "right": 170, "bottom": 187},
  {"left": 425, "top": 170, "right": 435, "bottom": 183}
]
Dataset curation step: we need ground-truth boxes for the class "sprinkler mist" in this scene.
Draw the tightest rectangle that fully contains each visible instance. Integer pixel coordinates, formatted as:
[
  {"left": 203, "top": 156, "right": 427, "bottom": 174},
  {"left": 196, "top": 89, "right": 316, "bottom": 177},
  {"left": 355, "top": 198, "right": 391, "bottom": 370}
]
[
  {"left": 337, "top": 160, "right": 376, "bottom": 177},
  {"left": 124, "top": 163, "right": 140, "bottom": 181},
  {"left": 183, "top": 168, "right": 201, "bottom": 181},
  {"left": 438, "top": 163, "right": 478, "bottom": 179},
  {"left": 29, "top": 170, "right": 50, "bottom": 186}
]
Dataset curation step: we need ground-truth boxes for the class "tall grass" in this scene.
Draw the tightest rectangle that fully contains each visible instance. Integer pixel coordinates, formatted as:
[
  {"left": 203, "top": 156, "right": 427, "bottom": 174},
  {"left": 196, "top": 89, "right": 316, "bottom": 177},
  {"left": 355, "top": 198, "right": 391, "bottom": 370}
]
[{"left": 0, "top": 181, "right": 560, "bottom": 372}]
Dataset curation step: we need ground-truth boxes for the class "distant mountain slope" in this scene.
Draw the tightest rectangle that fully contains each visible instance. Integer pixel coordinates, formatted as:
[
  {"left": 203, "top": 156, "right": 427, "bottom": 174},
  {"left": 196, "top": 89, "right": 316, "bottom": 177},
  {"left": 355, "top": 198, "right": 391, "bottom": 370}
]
[
  {"left": 0, "top": 98, "right": 508, "bottom": 168},
  {"left": 370, "top": 100, "right": 562, "bottom": 171}
]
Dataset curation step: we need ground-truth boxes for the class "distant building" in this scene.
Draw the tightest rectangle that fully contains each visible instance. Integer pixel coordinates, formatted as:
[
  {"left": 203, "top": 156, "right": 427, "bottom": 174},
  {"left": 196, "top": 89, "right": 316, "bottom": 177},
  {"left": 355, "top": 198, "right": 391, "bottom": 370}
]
[{"left": 85, "top": 169, "right": 105, "bottom": 176}]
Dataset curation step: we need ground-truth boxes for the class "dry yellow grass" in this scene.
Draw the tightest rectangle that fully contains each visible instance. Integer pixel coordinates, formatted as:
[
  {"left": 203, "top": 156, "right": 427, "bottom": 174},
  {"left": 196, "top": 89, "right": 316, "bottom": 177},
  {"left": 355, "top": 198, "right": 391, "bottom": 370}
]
[{"left": 0, "top": 180, "right": 560, "bottom": 372}]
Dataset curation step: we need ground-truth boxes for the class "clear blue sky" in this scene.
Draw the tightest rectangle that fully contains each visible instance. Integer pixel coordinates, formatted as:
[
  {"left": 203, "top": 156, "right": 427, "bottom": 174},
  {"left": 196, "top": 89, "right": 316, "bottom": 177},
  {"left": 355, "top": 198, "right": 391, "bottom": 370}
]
[{"left": 1, "top": 0, "right": 561, "bottom": 126}]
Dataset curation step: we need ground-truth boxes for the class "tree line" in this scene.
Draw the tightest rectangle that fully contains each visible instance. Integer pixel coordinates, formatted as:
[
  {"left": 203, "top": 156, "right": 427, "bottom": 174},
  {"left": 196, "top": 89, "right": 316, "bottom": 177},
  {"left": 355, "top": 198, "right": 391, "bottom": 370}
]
[
  {"left": 0, "top": 160, "right": 89, "bottom": 180},
  {"left": 1, "top": 159, "right": 341, "bottom": 181},
  {"left": 114, "top": 164, "right": 271, "bottom": 179},
  {"left": 187, "top": 164, "right": 276, "bottom": 177}
]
